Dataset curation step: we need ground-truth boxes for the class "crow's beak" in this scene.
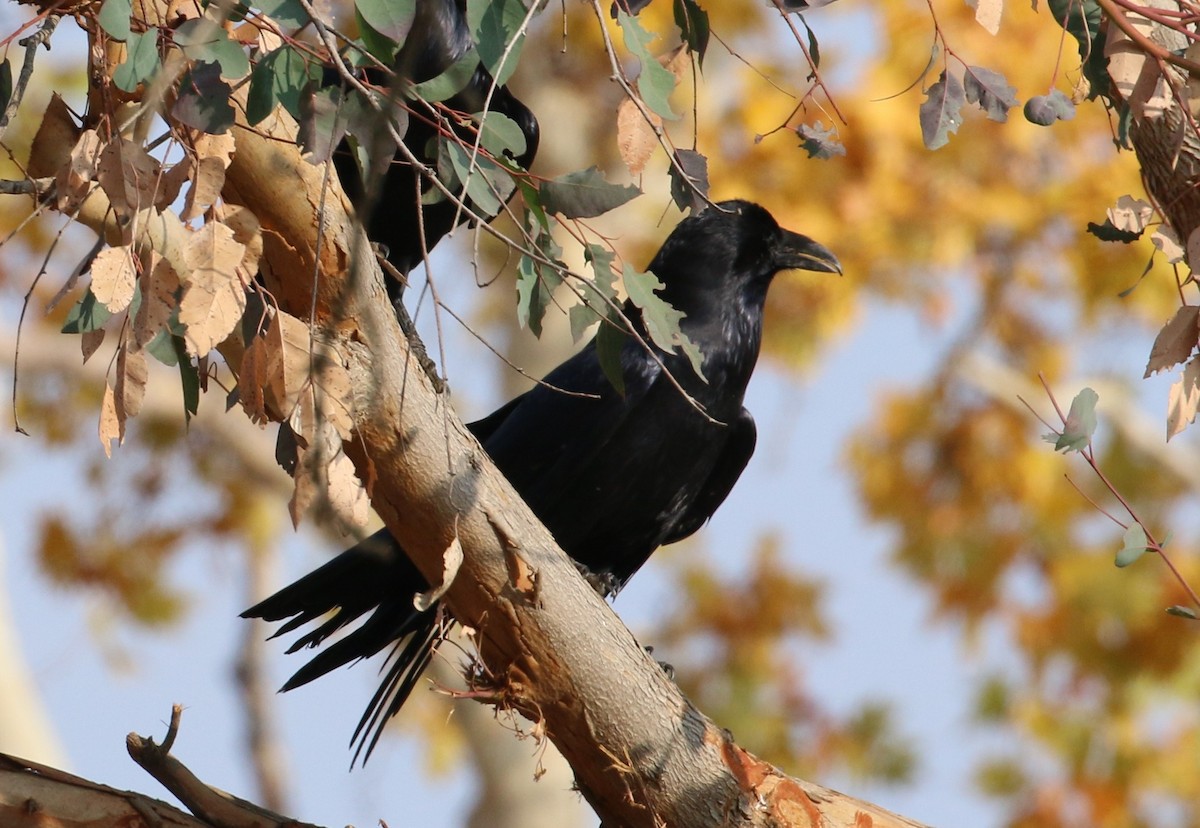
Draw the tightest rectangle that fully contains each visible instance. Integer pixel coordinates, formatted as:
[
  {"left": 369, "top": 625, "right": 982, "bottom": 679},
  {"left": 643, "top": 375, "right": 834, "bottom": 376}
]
[{"left": 777, "top": 230, "right": 842, "bottom": 275}]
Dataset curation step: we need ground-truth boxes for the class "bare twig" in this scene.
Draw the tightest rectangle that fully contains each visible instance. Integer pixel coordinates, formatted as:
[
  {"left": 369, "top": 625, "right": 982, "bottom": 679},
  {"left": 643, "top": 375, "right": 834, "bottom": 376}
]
[{"left": 0, "top": 14, "right": 60, "bottom": 142}]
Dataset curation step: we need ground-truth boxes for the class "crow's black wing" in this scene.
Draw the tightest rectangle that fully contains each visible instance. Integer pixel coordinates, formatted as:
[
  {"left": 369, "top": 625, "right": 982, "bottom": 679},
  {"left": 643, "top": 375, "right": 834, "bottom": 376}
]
[{"left": 661, "top": 407, "right": 756, "bottom": 545}]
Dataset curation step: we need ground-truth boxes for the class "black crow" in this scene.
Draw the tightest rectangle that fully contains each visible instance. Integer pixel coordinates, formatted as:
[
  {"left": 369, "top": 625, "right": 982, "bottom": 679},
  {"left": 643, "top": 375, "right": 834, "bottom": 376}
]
[
  {"left": 244, "top": 200, "right": 840, "bottom": 762},
  {"left": 334, "top": 0, "right": 539, "bottom": 302}
]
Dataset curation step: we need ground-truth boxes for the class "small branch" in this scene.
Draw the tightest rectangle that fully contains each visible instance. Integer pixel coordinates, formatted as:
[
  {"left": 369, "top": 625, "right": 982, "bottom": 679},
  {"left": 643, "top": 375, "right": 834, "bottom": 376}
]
[
  {"left": 0, "top": 14, "right": 60, "bottom": 142},
  {"left": 127, "top": 705, "right": 322, "bottom": 828},
  {"left": 1097, "top": 0, "right": 1200, "bottom": 76},
  {"left": 0, "top": 177, "right": 53, "bottom": 195}
]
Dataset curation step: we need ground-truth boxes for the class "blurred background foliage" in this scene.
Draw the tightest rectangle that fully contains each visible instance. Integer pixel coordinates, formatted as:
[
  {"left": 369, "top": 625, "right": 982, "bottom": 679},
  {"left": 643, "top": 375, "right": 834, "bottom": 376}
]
[{"left": 1, "top": 0, "right": 1199, "bottom": 826}]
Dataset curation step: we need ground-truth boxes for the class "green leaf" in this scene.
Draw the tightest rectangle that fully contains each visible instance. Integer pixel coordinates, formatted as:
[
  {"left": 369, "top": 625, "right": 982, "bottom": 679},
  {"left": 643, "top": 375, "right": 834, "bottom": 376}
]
[
  {"left": 298, "top": 84, "right": 348, "bottom": 163},
  {"left": 353, "top": 7, "right": 401, "bottom": 64},
  {"left": 146, "top": 328, "right": 178, "bottom": 365},
  {"left": 668, "top": 148, "right": 708, "bottom": 212},
  {"left": 61, "top": 290, "right": 112, "bottom": 334},
  {"left": 1115, "top": 524, "right": 1149, "bottom": 567},
  {"left": 515, "top": 214, "right": 564, "bottom": 337},
  {"left": 1023, "top": 89, "right": 1076, "bottom": 127},
  {"left": 467, "top": 0, "right": 528, "bottom": 86},
  {"left": 174, "top": 335, "right": 200, "bottom": 419},
  {"left": 518, "top": 176, "right": 549, "bottom": 233},
  {"left": 963, "top": 65, "right": 1018, "bottom": 122},
  {"left": 113, "top": 28, "right": 161, "bottom": 93},
  {"left": 440, "top": 137, "right": 515, "bottom": 217},
  {"left": 540, "top": 166, "right": 640, "bottom": 219},
  {"left": 355, "top": 0, "right": 415, "bottom": 44},
  {"left": 410, "top": 48, "right": 479, "bottom": 102},
  {"left": 174, "top": 18, "right": 250, "bottom": 79},
  {"left": 172, "top": 62, "right": 235, "bottom": 133},
  {"left": 247, "top": 44, "right": 321, "bottom": 124},
  {"left": 98, "top": 0, "right": 133, "bottom": 40},
  {"left": 475, "top": 111, "right": 527, "bottom": 158},
  {"left": 624, "top": 264, "right": 704, "bottom": 380},
  {"left": 672, "top": 0, "right": 709, "bottom": 67},
  {"left": 1054, "top": 387, "right": 1098, "bottom": 452},
  {"left": 254, "top": 0, "right": 309, "bottom": 27},
  {"left": 919, "top": 69, "right": 965, "bottom": 150},
  {"left": 617, "top": 10, "right": 679, "bottom": 120},
  {"left": 569, "top": 243, "right": 621, "bottom": 342},
  {"left": 1046, "top": 0, "right": 1108, "bottom": 101},
  {"left": 596, "top": 317, "right": 627, "bottom": 396},
  {"left": 1166, "top": 605, "right": 1199, "bottom": 620}
]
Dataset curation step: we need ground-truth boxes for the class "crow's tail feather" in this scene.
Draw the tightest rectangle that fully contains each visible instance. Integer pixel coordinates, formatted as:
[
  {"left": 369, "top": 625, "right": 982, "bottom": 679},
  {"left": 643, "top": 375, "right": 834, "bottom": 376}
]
[{"left": 242, "top": 529, "right": 450, "bottom": 762}]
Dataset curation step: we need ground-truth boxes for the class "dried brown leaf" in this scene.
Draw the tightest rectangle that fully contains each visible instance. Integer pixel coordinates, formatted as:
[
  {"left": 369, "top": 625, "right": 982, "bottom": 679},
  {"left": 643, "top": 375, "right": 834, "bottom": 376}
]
[
  {"left": 81, "top": 328, "right": 105, "bottom": 363},
  {"left": 99, "top": 381, "right": 120, "bottom": 457},
  {"left": 222, "top": 204, "right": 263, "bottom": 275},
  {"left": 238, "top": 329, "right": 270, "bottom": 423},
  {"left": 182, "top": 133, "right": 234, "bottom": 220},
  {"left": 56, "top": 128, "right": 103, "bottom": 214},
  {"left": 134, "top": 252, "right": 181, "bottom": 348},
  {"left": 181, "top": 220, "right": 248, "bottom": 356},
  {"left": 1145, "top": 305, "right": 1200, "bottom": 378},
  {"left": 1167, "top": 357, "right": 1200, "bottom": 440},
  {"left": 326, "top": 449, "right": 369, "bottom": 529},
  {"left": 617, "top": 97, "right": 658, "bottom": 177},
  {"left": 91, "top": 244, "right": 138, "bottom": 313},
  {"left": 97, "top": 137, "right": 163, "bottom": 219},
  {"left": 155, "top": 157, "right": 194, "bottom": 211},
  {"left": 116, "top": 339, "right": 147, "bottom": 420}
]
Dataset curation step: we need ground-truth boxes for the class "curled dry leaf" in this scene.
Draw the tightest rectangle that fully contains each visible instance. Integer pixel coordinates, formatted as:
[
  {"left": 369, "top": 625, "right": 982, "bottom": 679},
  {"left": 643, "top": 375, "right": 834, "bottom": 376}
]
[
  {"left": 1106, "top": 195, "right": 1154, "bottom": 234},
  {"left": 90, "top": 244, "right": 138, "bottom": 313},
  {"left": 180, "top": 220, "right": 248, "bottom": 357},
  {"left": 1167, "top": 357, "right": 1200, "bottom": 440},
  {"left": 415, "top": 535, "right": 464, "bottom": 611},
  {"left": 1151, "top": 226, "right": 1185, "bottom": 264}
]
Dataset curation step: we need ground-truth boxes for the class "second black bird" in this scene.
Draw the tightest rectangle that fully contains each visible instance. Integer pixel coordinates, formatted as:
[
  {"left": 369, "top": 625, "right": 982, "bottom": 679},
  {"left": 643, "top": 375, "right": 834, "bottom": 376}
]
[{"left": 244, "top": 200, "right": 840, "bottom": 762}]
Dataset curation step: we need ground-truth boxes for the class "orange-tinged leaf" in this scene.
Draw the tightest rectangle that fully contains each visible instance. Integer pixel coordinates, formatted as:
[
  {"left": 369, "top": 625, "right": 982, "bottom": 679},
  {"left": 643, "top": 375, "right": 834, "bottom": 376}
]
[
  {"left": 180, "top": 220, "right": 248, "bottom": 356},
  {"left": 1144, "top": 305, "right": 1200, "bottom": 378},
  {"left": 90, "top": 244, "right": 138, "bottom": 313},
  {"left": 617, "top": 97, "right": 658, "bottom": 176}
]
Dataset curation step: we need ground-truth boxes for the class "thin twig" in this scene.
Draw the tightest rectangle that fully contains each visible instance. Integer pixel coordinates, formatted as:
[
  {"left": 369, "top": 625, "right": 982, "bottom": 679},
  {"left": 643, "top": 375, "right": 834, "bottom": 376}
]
[{"left": 0, "top": 14, "right": 60, "bottom": 142}]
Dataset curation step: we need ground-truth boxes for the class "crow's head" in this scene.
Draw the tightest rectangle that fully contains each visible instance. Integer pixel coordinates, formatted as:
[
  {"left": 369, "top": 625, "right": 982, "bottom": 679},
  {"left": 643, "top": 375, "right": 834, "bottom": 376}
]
[{"left": 649, "top": 199, "right": 840, "bottom": 317}]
